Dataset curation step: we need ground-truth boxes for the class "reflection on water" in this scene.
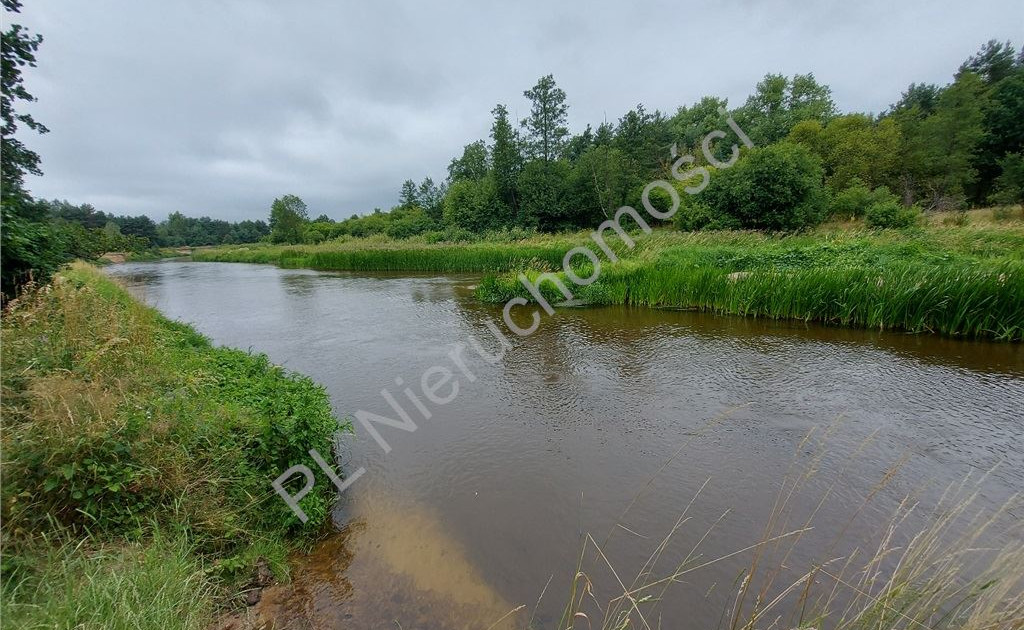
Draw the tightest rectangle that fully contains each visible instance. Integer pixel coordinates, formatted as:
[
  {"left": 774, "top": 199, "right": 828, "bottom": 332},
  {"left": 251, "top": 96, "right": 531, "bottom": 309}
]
[{"left": 107, "top": 260, "right": 1024, "bottom": 629}]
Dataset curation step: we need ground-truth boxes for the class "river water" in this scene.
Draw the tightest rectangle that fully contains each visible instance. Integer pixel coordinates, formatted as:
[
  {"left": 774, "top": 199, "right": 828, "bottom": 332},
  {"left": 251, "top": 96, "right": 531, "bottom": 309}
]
[{"left": 106, "top": 260, "right": 1023, "bottom": 630}]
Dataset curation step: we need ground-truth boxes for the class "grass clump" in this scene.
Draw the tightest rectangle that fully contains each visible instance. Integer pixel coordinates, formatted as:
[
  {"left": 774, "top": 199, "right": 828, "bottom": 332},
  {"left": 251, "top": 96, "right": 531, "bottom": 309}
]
[
  {"left": 1, "top": 533, "right": 214, "bottom": 630},
  {"left": 1, "top": 263, "right": 348, "bottom": 626}
]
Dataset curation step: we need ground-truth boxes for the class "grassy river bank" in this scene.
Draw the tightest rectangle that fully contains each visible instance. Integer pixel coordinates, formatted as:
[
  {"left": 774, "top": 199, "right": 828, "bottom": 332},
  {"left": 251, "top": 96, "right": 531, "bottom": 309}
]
[
  {"left": 0, "top": 264, "right": 347, "bottom": 629},
  {"left": 193, "top": 213, "right": 1024, "bottom": 341}
]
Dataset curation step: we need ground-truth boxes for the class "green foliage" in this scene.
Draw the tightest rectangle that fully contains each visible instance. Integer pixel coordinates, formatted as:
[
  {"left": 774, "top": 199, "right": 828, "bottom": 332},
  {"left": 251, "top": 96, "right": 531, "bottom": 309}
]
[
  {"left": 735, "top": 73, "right": 836, "bottom": 145},
  {"left": 865, "top": 199, "right": 922, "bottom": 229},
  {"left": 269, "top": 194, "right": 309, "bottom": 243},
  {"left": 699, "top": 143, "right": 827, "bottom": 231},
  {"left": 518, "top": 159, "right": 572, "bottom": 230},
  {"left": 829, "top": 181, "right": 898, "bottom": 219},
  {"left": 989, "top": 152, "right": 1024, "bottom": 205},
  {"left": 521, "top": 74, "right": 569, "bottom": 162},
  {"left": 789, "top": 114, "right": 902, "bottom": 190},
  {"left": 1, "top": 265, "right": 345, "bottom": 547},
  {"left": 1, "top": 533, "right": 214, "bottom": 630},
  {"left": 443, "top": 176, "right": 502, "bottom": 232},
  {"left": 490, "top": 103, "right": 521, "bottom": 213},
  {"left": 447, "top": 140, "right": 489, "bottom": 183},
  {"left": 894, "top": 72, "right": 987, "bottom": 209}
]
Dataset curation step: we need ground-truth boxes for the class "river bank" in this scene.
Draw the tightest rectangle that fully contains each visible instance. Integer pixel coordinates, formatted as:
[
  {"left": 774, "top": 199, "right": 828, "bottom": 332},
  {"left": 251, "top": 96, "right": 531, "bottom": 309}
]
[
  {"left": 0, "top": 264, "right": 347, "bottom": 629},
  {"left": 192, "top": 216, "right": 1024, "bottom": 340}
]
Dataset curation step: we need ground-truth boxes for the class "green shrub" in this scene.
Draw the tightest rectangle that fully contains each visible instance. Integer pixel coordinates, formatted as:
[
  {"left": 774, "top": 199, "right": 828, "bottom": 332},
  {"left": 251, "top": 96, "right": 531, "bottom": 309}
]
[
  {"left": 674, "top": 201, "right": 741, "bottom": 231},
  {"left": 0, "top": 265, "right": 345, "bottom": 549},
  {"left": 699, "top": 143, "right": 828, "bottom": 231},
  {"left": 866, "top": 200, "right": 921, "bottom": 229},
  {"left": 828, "top": 180, "right": 898, "bottom": 219}
]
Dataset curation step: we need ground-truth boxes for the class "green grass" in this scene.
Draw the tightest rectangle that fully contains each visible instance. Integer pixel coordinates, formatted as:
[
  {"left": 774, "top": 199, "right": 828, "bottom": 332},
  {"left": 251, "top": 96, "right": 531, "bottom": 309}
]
[
  {"left": 192, "top": 232, "right": 590, "bottom": 272},
  {"left": 1, "top": 533, "right": 214, "bottom": 630},
  {"left": 191, "top": 223, "right": 1024, "bottom": 339},
  {"left": 1, "top": 263, "right": 348, "bottom": 627},
  {"left": 477, "top": 228, "right": 1024, "bottom": 341}
]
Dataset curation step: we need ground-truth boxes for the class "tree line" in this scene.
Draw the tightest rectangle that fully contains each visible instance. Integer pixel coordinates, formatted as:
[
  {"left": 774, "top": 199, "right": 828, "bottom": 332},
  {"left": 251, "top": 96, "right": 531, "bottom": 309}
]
[{"left": 266, "top": 39, "right": 1023, "bottom": 244}]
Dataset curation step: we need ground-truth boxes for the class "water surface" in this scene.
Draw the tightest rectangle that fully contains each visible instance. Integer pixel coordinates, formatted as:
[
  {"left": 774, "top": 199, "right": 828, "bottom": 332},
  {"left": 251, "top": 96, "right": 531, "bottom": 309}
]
[{"left": 107, "top": 260, "right": 1024, "bottom": 629}]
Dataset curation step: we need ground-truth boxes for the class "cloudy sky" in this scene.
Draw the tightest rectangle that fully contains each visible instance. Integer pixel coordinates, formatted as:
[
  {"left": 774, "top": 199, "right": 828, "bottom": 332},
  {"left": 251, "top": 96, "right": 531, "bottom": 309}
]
[{"left": 12, "top": 0, "right": 1023, "bottom": 221}]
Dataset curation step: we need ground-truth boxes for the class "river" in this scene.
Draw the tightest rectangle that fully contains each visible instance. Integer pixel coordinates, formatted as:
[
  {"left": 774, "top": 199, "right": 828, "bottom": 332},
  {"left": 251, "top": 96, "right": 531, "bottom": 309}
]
[{"left": 106, "top": 260, "right": 1024, "bottom": 630}]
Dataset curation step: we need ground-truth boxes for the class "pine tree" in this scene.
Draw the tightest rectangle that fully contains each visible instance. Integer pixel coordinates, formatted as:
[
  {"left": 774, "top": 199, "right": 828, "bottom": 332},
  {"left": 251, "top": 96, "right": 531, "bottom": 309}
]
[
  {"left": 521, "top": 74, "right": 569, "bottom": 162},
  {"left": 490, "top": 104, "right": 521, "bottom": 214}
]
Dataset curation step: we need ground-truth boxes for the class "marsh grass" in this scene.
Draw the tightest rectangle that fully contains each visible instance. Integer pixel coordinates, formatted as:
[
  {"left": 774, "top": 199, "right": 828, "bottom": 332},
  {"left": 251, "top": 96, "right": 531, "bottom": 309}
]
[
  {"left": 548, "top": 425, "right": 1023, "bottom": 630},
  {"left": 476, "top": 229, "right": 1024, "bottom": 340}
]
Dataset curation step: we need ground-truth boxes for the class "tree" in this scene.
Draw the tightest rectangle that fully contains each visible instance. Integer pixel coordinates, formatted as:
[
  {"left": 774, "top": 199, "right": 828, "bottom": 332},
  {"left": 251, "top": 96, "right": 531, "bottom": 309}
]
[
  {"left": 442, "top": 176, "right": 500, "bottom": 232},
  {"left": 788, "top": 114, "right": 902, "bottom": 190},
  {"left": 565, "top": 145, "right": 630, "bottom": 224},
  {"left": 521, "top": 74, "right": 569, "bottom": 162},
  {"left": 989, "top": 152, "right": 1024, "bottom": 205},
  {"left": 888, "top": 83, "right": 943, "bottom": 117},
  {"left": 614, "top": 104, "right": 673, "bottom": 178},
  {"left": 736, "top": 73, "right": 836, "bottom": 145},
  {"left": 517, "top": 159, "right": 571, "bottom": 230},
  {"left": 269, "top": 195, "right": 309, "bottom": 243},
  {"left": 898, "top": 72, "right": 987, "bottom": 208},
  {"left": 670, "top": 96, "right": 729, "bottom": 154},
  {"left": 699, "top": 143, "right": 827, "bottom": 231},
  {"left": 959, "top": 40, "right": 1018, "bottom": 85},
  {"left": 490, "top": 104, "right": 521, "bottom": 216},
  {"left": 1, "top": 0, "right": 59, "bottom": 298},
  {"left": 417, "top": 177, "right": 444, "bottom": 222},
  {"left": 398, "top": 179, "right": 419, "bottom": 209},
  {"left": 447, "top": 140, "right": 489, "bottom": 183}
]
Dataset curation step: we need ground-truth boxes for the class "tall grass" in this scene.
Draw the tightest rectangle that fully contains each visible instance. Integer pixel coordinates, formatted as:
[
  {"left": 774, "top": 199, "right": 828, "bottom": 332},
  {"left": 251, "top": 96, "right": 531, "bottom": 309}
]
[
  {"left": 1, "top": 263, "right": 348, "bottom": 626},
  {"left": 1, "top": 532, "right": 214, "bottom": 630},
  {"left": 476, "top": 231, "right": 1024, "bottom": 340}
]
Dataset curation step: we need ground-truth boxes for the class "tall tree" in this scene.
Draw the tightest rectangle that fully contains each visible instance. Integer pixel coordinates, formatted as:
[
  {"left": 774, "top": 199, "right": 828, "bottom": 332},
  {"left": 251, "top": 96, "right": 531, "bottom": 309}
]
[
  {"left": 269, "top": 194, "right": 309, "bottom": 243},
  {"left": 490, "top": 103, "right": 521, "bottom": 216},
  {"left": 417, "top": 177, "right": 444, "bottom": 222},
  {"left": 1, "top": 0, "right": 47, "bottom": 203},
  {"left": 1, "top": 0, "right": 59, "bottom": 298},
  {"left": 521, "top": 74, "right": 569, "bottom": 162},
  {"left": 398, "top": 179, "right": 419, "bottom": 209},
  {"left": 959, "top": 40, "right": 1018, "bottom": 85},
  {"left": 447, "top": 140, "right": 489, "bottom": 183},
  {"left": 737, "top": 73, "right": 836, "bottom": 145},
  {"left": 898, "top": 72, "right": 987, "bottom": 208}
]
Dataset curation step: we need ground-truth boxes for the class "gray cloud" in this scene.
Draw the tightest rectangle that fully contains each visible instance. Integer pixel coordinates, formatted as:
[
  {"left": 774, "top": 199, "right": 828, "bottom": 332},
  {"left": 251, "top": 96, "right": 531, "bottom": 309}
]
[{"left": 13, "top": 0, "right": 1023, "bottom": 221}]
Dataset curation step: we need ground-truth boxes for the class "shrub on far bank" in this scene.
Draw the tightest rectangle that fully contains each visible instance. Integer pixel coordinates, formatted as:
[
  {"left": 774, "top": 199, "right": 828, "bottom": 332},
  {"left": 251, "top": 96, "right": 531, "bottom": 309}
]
[
  {"left": 829, "top": 180, "right": 899, "bottom": 219},
  {"left": 865, "top": 199, "right": 922, "bottom": 229},
  {"left": 698, "top": 142, "right": 827, "bottom": 231}
]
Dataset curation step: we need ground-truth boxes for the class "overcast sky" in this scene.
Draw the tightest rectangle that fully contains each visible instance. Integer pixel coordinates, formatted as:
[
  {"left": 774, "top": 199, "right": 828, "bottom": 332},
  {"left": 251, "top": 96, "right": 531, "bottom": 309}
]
[{"left": 11, "top": 0, "right": 1023, "bottom": 222}]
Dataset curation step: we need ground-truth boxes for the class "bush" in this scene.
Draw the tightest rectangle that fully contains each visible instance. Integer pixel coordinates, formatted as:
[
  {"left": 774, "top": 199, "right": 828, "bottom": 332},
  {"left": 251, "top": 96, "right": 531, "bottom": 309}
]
[
  {"left": 829, "top": 180, "right": 896, "bottom": 219},
  {"left": 699, "top": 142, "right": 827, "bottom": 231},
  {"left": 865, "top": 200, "right": 921, "bottom": 229},
  {"left": 0, "top": 265, "right": 345, "bottom": 548},
  {"left": 674, "top": 201, "right": 741, "bottom": 231}
]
